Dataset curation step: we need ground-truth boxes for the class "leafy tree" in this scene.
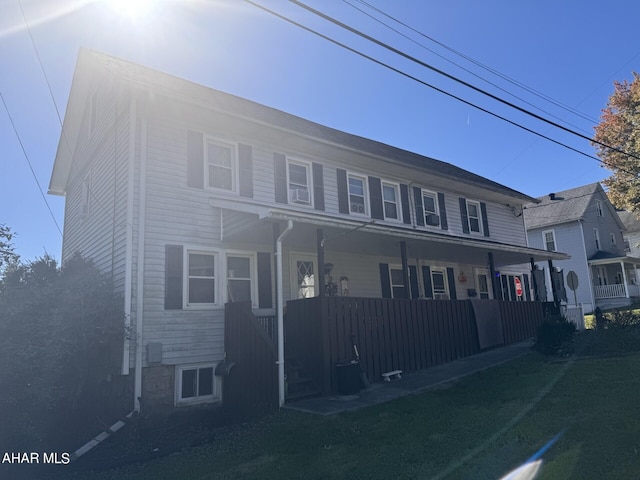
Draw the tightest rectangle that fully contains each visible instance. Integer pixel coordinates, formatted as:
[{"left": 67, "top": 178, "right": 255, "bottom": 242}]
[
  {"left": 0, "top": 224, "right": 19, "bottom": 270},
  {"left": 593, "top": 72, "right": 640, "bottom": 212}
]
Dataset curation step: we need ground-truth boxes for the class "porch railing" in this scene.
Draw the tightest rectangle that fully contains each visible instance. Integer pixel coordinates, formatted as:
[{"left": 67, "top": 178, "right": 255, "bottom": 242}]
[{"left": 593, "top": 284, "right": 626, "bottom": 299}]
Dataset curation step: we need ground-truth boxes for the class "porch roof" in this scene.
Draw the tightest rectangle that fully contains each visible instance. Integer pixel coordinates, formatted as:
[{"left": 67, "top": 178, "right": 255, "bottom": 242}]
[
  {"left": 216, "top": 199, "right": 569, "bottom": 268},
  {"left": 588, "top": 250, "right": 640, "bottom": 266}
]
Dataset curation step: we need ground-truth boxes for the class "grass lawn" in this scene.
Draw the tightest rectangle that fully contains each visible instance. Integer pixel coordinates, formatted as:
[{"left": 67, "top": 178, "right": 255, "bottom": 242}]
[{"left": 57, "top": 330, "right": 640, "bottom": 480}]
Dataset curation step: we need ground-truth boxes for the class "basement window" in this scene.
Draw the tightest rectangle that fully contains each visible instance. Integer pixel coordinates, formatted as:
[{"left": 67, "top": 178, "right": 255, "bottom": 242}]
[{"left": 176, "top": 364, "right": 218, "bottom": 405}]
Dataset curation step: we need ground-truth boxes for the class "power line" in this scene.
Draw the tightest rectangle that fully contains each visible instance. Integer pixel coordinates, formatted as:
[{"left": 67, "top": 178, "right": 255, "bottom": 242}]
[
  {"left": 291, "top": 0, "right": 640, "bottom": 165},
  {"left": 0, "top": 90, "right": 62, "bottom": 236},
  {"left": 244, "top": 0, "right": 632, "bottom": 175}
]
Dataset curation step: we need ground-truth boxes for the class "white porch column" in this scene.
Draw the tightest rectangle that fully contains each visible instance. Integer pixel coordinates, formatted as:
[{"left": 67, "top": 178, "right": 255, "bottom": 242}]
[{"left": 621, "top": 261, "right": 630, "bottom": 298}]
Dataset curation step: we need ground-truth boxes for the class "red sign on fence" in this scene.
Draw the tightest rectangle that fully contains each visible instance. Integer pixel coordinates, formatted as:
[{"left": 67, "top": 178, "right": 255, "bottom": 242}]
[{"left": 514, "top": 277, "right": 523, "bottom": 297}]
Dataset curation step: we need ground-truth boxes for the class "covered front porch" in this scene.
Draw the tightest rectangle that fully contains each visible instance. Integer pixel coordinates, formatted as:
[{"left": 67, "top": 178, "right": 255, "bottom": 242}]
[{"left": 589, "top": 252, "right": 640, "bottom": 310}]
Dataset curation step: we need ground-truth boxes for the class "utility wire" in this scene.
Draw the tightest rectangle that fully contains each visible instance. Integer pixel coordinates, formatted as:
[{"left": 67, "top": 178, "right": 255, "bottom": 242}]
[
  {"left": 352, "top": 0, "right": 598, "bottom": 126},
  {"left": 342, "top": 0, "right": 593, "bottom": 137},
  {"left": 291, "top": 0, "right": 640, "bottom": 164},
  {"left": 245, "top": 0, "right": 632, "bottom": 175},
  {"left": 0, "top": 90, "right": 63, "bottom": 236}
]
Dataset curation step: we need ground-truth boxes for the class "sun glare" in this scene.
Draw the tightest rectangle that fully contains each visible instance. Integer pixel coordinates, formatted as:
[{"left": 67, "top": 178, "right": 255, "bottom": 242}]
[{"left": 105, "top": 0, "right": 156, "bottom": 20}]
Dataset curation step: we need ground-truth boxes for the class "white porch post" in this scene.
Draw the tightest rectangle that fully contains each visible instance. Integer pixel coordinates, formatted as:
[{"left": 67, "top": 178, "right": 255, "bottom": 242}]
[{"left": 621, "top": 261, "right": 630, "bottom": 298}]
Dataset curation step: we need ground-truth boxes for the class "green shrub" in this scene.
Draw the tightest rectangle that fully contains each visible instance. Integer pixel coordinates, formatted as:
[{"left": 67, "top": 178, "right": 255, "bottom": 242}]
[{"left": 535, "top": 314, "right": 576, "bottom": 356}]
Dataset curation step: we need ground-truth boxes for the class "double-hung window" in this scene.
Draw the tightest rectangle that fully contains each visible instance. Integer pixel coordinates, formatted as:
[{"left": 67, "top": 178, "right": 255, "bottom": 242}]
[
  {"left": 187, "top": 251, "right": 216, "bottom": 306},
  {"left": 543, "top": 230, "right": 556, "bottom": 252},
  {"left": 348, "top": 173, "right": 368, "bottom": 215},
  {"left": 594, "top": 228, "right": 601, "bottom": 250},
  {"left": 596, "top": 200, "right": 604, "bottom": 217},
  {"left": 207, "top": 139, "right": 235, "bottom": 191},
  {"left": 466, "top": 200, "right": 482, "bottom": 234},
  {"left": 422, "top": 190, "right": 439, "bottom": 226},
  {"left": 176, "top": 364, "right": 216, "bottom": 405},
  {"left": 431, "top": 269, "right": 448, "bottom": 297},
  {"left": 288, "top": 160, "right": 312, "bottom": 206},
  {"left": 226, "top": 254, "right": 254, "bottom": 303},
  {"left": 382, "top": 182, "right": 400, "bottom": 220},
  {"left": 389, "top": 267, "right": 406, "bottom": 298}
]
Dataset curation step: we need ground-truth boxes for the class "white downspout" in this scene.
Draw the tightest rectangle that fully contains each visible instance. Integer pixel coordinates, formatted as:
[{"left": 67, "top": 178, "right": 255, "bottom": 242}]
[{"left": 276, "top": 220, "right": 293, "bottom": 408}]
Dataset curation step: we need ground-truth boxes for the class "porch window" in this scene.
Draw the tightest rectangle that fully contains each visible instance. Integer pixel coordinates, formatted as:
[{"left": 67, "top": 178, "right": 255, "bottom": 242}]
[
  {"left": 431, "top": 269, "right": 447, "bottom": 297},
  {"left": 596, "top": 199, "right": 604, "bottom": 217},
  {"left": 423, "top": 191, "right": 440, "bottom": 226},
  {"left": 542, "top": 230, "right": 556, "bottom": 252},
  {"left": 207, "top": 139, "right": 235, "bottom": 191},
  {"left": 466, "top": 200, "right": 482, "bottom": 234},
  {"left": 389, "top": 267, "right": 406, "bottom": 298},
  {"left": 226, "top": 255, "right": 254, "bottom": 303},
  {"left": 176, "top": 364, "right": 217, "bottom": 405},
  {"left": 477, "top": 273, "right": 490, "bottom": 299},
  {"left": 348, "top": 174, "right": 368, "bottom": 215},
  {"left": 594, "top": 228, "right": 601, "bottom": 250},
  {"left": 187, "top": 252, "right": 216, "bottom": 305},
  {"left": 382, "top": 182, "right": 400, "bottom": 220},
  {"left": 287, "top": 160, "right": 312, "bottom": 206}
]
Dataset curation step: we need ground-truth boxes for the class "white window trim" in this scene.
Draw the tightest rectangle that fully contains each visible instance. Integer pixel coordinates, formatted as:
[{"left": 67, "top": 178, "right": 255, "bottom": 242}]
[
  {"left": 421, "top": 189, "right": 440, "bottom": 227},
  {"left": 466, "top": 199, "right": 483, "bottom": 235},
  {"left": 184, "top": 248, "right": 220, "bottom": 310},
  {"left": 205, "top": 137, "right": 238, "bottom": 193},
  {"left": 286, "top": 158, "right": 313, "bottom": 208},
  {"left": 594, "top": 228, "right": 601, "bottom": 250},
  {"left": 347, "top": 172, "right": 370, "bottom": 217},
  {"left": 175, "top": 363, "right": 221, "bottom": 406},
  {"left": 431, "top": 267, "right": 449, "bottom": 299},
  {"left": 542, "top": 229, "right": 557, "bottom": 252},
  {"left": 611, "top": 232, "right": 617, "bottom": 245},
  {"left": 596, "top": 199, "right": 604, "bottom": 217},
  {"left": 388, "top": 264, "right": 407, "bottom": 298},
  {"left": 381, "top": 181, "right": 401, "bottom": 222},
  {"left": 224, "top": 251, "right": 258, "bottom": 308}
]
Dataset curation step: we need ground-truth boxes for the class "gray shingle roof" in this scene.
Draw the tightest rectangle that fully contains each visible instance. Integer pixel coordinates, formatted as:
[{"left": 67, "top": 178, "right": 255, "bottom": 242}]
[
  {"left": 523, "top": 182, "right": 602, "bottom": 230},
  {"left": 618, "top": 210, "right": 640, "bottom": 233}
]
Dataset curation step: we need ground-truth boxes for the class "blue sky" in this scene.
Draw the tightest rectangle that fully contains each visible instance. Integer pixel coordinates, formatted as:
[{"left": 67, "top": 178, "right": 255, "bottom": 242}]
[{"left": 2, "top": 0, "right": 639, "bottom": 261}]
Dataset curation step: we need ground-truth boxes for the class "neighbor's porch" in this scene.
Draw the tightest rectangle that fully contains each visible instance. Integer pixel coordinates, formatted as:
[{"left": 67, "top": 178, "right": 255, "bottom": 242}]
[{"left": 589, "top": 253, "right": 640, "bottom": 310}]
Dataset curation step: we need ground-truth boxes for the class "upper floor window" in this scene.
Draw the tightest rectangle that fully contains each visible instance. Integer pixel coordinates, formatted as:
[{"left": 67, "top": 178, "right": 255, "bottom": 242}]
[
  {"left": 610, "top": 232, "right": 617, "bottom": 245},
  {"left": 348, "top": 173, "right": 368, "bottom": 216},
  {"left": 382, "top": 182, "right": 400, "bottom": 221},
  {"left": 422, "top": 190, "right": 440, "bottom": 226},
  {"left": 187, "top": 251, "right": 217, "bottom": 306},
  {"left": 543, "top": 230, "right": 556, "bottom": 252},
  {"left": 594, "top": 228, "right": 601, "bottom": 250},
  {"left": 466, "top": 200, "right": 482, "bottom": 234},
  {"left": 287, "top": 160, "right": 312, "bottom": 206},
  {"left": 596, "top": 200, "right": 604, "bottom": 217},
  {"left": 207, "top": 140, "right": 236, "bottom": 191}
]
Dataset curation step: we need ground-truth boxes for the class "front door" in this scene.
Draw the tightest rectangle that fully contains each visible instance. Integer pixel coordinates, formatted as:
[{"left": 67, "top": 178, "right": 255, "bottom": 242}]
[{"left": 290, "top": 253, "right": 318, "bottom": 299}]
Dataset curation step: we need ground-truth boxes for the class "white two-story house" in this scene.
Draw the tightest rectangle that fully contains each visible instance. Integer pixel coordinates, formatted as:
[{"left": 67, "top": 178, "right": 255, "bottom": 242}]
[
  {"left": 49, "top": 50, "right": 565, "bottom": 411},
  {"left": 525, "top": 182, "right": 640, "bottom": 313}
]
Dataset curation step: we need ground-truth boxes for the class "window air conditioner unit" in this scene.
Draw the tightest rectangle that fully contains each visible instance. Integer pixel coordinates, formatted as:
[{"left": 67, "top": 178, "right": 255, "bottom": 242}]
[
  {"left": 425, "top": 213, "right": 440, "bottom": 226},
  {"left": 351, "top": 203, "right": 366, "bottom": 214},
  {"left": 290, "top": 188, "right": 310, "bottom": 204}
]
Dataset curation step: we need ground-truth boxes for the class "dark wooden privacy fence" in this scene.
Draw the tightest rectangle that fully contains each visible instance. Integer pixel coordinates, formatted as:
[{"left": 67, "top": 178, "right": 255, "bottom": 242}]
[
  {"left": 286, "top": 297, "right": 544, "bottom": 396},
  {"left": 224, "top": 301, "right": 278, "bottom": 418}
]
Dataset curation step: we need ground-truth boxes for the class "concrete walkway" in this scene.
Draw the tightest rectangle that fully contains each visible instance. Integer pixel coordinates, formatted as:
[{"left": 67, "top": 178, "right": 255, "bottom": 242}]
[{"left": 284, "top": 340, "right": 534, "bottom": 415}]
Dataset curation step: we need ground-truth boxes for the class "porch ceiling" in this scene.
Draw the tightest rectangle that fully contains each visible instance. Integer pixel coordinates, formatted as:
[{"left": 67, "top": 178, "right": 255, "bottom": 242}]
[{"left": 222, "top": 206, "right": 568, "bottom": 268}]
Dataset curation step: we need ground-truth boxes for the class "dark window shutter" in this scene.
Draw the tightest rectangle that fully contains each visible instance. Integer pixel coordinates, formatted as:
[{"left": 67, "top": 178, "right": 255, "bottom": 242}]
[
  {"left": 413, "top": 187, "right": 425, "bottom": 226},
  {"left": 523, "top": 274, "right": 531, "bottom": 301},
  {"left": 369, "top": 176, "right": 384, "bottom": 220},
  {"left": 446, "top": 267, "right": 457, "bottom": 300},
  {"left": 337, "top": 168, "right": 349, "bottom": 214},
  {"left": 238, "top": 144, "right": 253, "bottom": 198},
  {"left": 312, "top": 162, "right": 324, "bottom": 211},
  {"left": 480, "top": 202, "right": 490, "bottom": 237},
  {"left": 422, "top": 265, "right": 433, "bottom": 298},
  {"left": 409, "top": 265, "right": 419, "bottom": 299},
  {"left": 257, "top": 252, "right": 272, "bottom": 308},
  {"left": 187, "top": 131, "right": 204, "bottom": 189},
  {"left": 274, "top": 153, "right": 287, "bottom": 204},
  {"left": 379, "top": 263, "right": 391, "bottom": 298},
  {"left": 459, "top": 198, "right": 470, "bottom": 234},
  {"left": 400, "top": 184, "right": 411, "bottom": 224},
  {"left": 438, "top": 192, "right": 448, "bottom": 230},
  {"left": 165, "top": 245, "right": 183, "bottom": 309}
]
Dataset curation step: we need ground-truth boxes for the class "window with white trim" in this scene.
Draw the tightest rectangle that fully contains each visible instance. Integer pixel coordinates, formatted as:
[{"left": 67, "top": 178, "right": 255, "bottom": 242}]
[
  {"left": 422, "top": 190, "right": 440, "bottom": 226},
  {"left": 389, "top": 267, "right": 406, "bottom": 298},
  {"left": 206, "top": 139, "right": 236, "bottom": 191},
  {"left": 594, "top": 228, "right": 601, "bottom": 250},
  {"left": 382, "top": 182, "right": 400, "bottom": 220},
  {"left": 610, "top": 232, "right": 616, "bottom": 245},
  {"left": 466, "top": 200, "right": 482, "bottom": 233},
  {"left": 176, "top": 364, "right": 218, "bottom": 405},
  {"left": 287, "top": 160, "right": 312, "bottom": 206},
  {"left": 543, "top": 230, "right": 556, "bottom": 252},
  {"left": 596, "top": 199, "right": 604, "bottom": 217},
  {"left": 348, "top": 173, "right": 368, "bottom": 215},
  {"left": 186, "top": 251, "right": 217, "bottom": 306},
  {"left": 226, "top": 253, "right": 256, "bottom": 304},
  {"left": 431, "top": 269, "right": 448, "bottom": 296}
]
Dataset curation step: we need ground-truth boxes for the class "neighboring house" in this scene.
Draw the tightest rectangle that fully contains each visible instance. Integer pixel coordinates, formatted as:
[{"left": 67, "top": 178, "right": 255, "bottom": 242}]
[
  {"left": 524, "top": 183, "right": 640, "bottom": 313},
  {"left": 618, "top": 210, "right": 640, "bottom": 259},
  {"left": 49, "top": 50, "right": 565, "bottom": 412}
]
